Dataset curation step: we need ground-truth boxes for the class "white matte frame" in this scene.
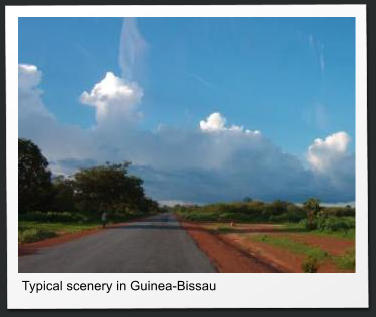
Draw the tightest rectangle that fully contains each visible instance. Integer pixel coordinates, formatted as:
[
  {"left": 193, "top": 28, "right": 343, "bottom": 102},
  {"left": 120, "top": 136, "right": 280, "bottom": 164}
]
[{"left": 6, "top": 4, "right": 368, "bottom": 309}]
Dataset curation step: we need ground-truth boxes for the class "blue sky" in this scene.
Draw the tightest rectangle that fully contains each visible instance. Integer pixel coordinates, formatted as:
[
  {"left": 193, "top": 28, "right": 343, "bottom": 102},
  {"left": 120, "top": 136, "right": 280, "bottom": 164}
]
[{"left": 18, "top": 17, "right": 355, "bottom": 204}]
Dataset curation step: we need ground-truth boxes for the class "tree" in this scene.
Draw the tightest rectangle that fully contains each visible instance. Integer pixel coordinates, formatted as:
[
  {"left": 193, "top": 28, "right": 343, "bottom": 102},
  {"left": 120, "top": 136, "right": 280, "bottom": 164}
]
[
  {"left": 271, "top": 200, "right": 288, "bottom": 215},
  {"left": 18, "top": 138, "right": 52, "bottom": 213},
  {"left": 243, "top": 197, "right": 253, "bottom": 203},
  {"left": 303, "top": 198, "right": 321, "bottom": 230},
  {"left": 73, "top": 162, "right": 151, "bottom": 214},
  {"left": 51, "top": 175, "right": 75, "bottom": 212}
]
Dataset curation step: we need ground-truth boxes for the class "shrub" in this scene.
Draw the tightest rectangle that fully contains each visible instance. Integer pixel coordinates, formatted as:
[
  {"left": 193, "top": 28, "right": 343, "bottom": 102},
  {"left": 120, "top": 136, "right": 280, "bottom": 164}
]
[
  {"left": 301, "top": 218, "right": 318, "bottom": 230},
  {"left": 322, "top": 206, "right": 355, "bottom": 217},
  {"left": 19, "top": 228, "right": 57, "bottom": 243},
  {"left": 216, "top": 225, "right": 233, "bottom": 233},
  {"left": 19, "top": 211, "right": 87, "bottom": 223},
  {"left": 317, "top": 216, "right": 355, "bottom": 232},
  {"left": 174, "top": 201, "right": 355, "bottom": 228},
  {"left": 259, "top": 234, "right": 269, "bottom": 242},
  {"left": 335, "top": 249, "right": 355, "bottom": 270},
  {"left": 302, "top": 255, "right": 319, "bottom": 273},
  {"left": 184, "top": 212, "right": 218, "bottom": 222},
  {"left": 286, "top": 205, "right": 306, "bottom": 222}
]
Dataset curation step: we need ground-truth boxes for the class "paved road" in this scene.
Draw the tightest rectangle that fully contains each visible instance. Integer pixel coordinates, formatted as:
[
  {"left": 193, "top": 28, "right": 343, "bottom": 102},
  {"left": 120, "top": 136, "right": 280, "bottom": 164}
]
[{"left": 18, "top": 213, "right": 216, "bottom": 273}]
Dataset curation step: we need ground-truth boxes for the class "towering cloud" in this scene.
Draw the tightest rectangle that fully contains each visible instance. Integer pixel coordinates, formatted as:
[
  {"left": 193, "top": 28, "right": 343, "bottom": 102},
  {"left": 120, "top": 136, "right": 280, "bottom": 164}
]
[
  {"left": 307, "top": 131, "right": 350, "bottom": 172},
  {"left": 19, "top": 64, "right": 51, "bottom": 119},
  {"left": 307, "top": 131, "right": 355, "bottom": 195},
  {"left": 80, "top": 72, "right": 143, "bottom": 124}
]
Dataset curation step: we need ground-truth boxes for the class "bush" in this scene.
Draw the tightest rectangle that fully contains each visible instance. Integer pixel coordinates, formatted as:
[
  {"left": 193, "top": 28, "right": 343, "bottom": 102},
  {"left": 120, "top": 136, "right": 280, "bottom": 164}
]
[
  {"left": 317, "top": 216, "right": 355, "bottom": 232},
  {"left": 175, "top": 201, "right": 355, "bottom": 228},
  {"left": 286, "top": 205, "right": 306, "bottom": 222},
  {"left": 302, "top": 255, "right": 319, "bottom": 273},
  {"left": 176, "top": 201, "right": 305, "bottom": 223},
  {"left": 335, "top": 249, "right": 355, "bottom": 270},
  {"left": 19, "top": 211, "right": 87, "bottom": 223},
  {"left": 301, "top": 218, "right": 318, "bottom": 230},
  {"left": 216, "top": 225, "right": 233, "bottom": 233},
  {"left": 19, "top": 228, "right": 57, "bottom": 243},
  {"left": 184, "top": 212, "right": 218, "bottom": 222},
  {"left": 322, "top": 206, "right": 355, "bottom": 217}
]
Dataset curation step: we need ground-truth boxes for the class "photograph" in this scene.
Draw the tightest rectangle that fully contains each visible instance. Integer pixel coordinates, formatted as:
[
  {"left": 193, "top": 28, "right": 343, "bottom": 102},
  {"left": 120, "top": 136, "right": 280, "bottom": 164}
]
[{"left": 17, "top": 16, "right": 357, "bottom": 274}]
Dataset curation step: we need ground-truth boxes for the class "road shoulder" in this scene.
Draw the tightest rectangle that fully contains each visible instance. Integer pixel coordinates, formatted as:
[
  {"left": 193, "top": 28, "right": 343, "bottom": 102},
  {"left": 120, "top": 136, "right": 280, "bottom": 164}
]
[{"left": 179, "top": 219, "right": 281, "bottom": 273}]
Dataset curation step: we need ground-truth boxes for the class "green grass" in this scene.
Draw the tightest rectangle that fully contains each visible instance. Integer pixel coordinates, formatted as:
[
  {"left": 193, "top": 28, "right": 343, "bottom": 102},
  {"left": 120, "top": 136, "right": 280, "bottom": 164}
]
[
  {"left": 18, "top": 221, "right": 100, "bottom": 243},
  {"left": 311, "top": 228, "right": 355, "bottom": 240},
  {"left": 19, "top": 228, "right": 58, "bottom": 243},
  {"left": 334, "top": 249, "right": 356, "bottom": 270},
  {"left": 215, "top": 224, "right": 234, "bottom": 233},
  {"left": 253, "top": 234, "right": 328, "bottom": 272},
  {"left": 252, "top": 234, "right": 355, "bottom": 272},
  {"left": 279, "top": 223, "right": 355, "bottom": 240},
  {"left": 253, "top": 234, "right": 328, "bottom": 260}
]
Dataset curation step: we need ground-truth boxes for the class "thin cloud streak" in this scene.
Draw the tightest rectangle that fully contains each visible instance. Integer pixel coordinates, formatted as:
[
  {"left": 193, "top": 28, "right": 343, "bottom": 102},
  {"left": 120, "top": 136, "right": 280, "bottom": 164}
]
[
  {"left": 118, "top": 18, "right": 147, "bottom": 81},
  {"left": 309, "top": 34, "right": 325, "bottom": 75}
]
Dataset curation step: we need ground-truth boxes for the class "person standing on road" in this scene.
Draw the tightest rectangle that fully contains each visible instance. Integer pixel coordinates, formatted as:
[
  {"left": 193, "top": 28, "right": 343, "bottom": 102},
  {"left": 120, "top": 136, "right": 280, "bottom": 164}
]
[{"left": 101, "top": 212, "right": 108, "bottom": 228}]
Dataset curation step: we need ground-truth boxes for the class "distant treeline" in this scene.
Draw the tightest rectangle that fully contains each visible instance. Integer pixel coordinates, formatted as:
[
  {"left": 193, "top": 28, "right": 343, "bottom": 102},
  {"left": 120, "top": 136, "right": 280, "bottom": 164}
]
[
  {"left": 18, "top": 138, "right": 160, "bottom": 217},
  {"left": 174, "top": 199, "right": 355, "bottom": 232}
]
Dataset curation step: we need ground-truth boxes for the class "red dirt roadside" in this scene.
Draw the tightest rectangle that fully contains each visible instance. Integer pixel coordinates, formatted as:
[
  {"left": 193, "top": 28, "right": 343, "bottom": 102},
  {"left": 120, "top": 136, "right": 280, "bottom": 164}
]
[
  {"left": 180, "top": 220, "right": 281, "bottom": 273},
  {"left": 181, "top": 220, "right": 354, "bottom": 273},
  {"left": 223, "top": 233, "right": 348, "bottom": 273}
]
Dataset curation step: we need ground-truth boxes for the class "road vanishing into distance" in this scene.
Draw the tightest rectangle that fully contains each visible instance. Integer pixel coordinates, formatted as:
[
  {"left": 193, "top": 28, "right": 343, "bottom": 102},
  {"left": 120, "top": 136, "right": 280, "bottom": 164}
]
[{"left": 18, "top": 213, "right": 216, "bottom": 273}]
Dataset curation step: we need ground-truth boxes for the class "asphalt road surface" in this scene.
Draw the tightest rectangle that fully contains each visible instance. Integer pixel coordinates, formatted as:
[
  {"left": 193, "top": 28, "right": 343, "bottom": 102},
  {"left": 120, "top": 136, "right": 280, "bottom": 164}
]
[{"left": 18, "top": 213, "right": 216, "bottom": 273}]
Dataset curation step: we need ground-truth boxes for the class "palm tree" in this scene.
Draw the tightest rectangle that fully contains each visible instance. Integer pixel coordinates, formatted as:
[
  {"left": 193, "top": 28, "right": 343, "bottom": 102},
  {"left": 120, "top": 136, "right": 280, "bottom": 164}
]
[{"left": 303, "top": 198, "right": 321, "bottom": 230}]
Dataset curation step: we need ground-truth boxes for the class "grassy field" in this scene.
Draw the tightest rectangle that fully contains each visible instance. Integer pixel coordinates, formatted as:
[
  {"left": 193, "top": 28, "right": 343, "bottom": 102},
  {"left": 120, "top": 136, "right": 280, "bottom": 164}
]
[
  {"left": 200, "top": 222, "right": 355, "bottom": 272},
  {"left": 278, "top": 222, "right": 355, "bottom": 240},
  {"left": 18, "top": 221, "right": 100, "bottom": 243},
  {"left": 18, "top": 210, "right": 152, "bottom": 244},
  {"left": 251, "top": 234, "right": 355, "bottom": 272}
]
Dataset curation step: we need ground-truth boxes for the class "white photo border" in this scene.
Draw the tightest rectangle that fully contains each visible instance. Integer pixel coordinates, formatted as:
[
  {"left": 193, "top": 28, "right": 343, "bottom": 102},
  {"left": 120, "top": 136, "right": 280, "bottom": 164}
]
[{"left": 6, "top": 4, "right": 368, "bottom": 309}]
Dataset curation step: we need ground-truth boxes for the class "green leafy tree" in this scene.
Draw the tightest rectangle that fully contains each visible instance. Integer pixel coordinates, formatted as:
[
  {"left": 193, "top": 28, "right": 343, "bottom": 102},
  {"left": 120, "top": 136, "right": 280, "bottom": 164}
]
[
  {"left": 303, "top": 198, "right": 321, "bottom": 230},
  {"left": 73, "top": 162, "right": 152, "bottom": 214},
  {"left": 51, "top": 175, "right": 76, "bottom": 212},
  {"left": 18, "top": 138, "right": 52, "bottom": 213}
]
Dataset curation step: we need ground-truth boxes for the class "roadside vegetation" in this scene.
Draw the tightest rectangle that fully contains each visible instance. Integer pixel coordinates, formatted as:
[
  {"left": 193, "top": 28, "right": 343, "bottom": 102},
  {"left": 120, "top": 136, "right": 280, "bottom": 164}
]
[
  {"left": 174, "top": 198, "right": 355, "bottom": 233},
  {"left": 252, "top": 234, "right": 328, "bottom": 272},
  {"left": 18, "top": 138, "right": 161, "bottom": 244},
  {"left": 174, "top": 198, "right": 355, "bottom": 272}
]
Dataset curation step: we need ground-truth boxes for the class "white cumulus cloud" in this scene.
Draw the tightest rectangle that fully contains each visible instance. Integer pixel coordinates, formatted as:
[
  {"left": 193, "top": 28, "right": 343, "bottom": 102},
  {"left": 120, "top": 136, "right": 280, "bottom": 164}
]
[
  {"left": 18, "top": 64, "right": 52, "bottom": 118},
  {"left": 307, "top": 131, "right": 350, "bottom": 172},
  {"left": 19, "top": 64, "right": 41, "bottom": 89},
  {"left": 80, "top": 72, "right": 143, "bottom": 124},
  {"left": 200, "top": 112, "right": 261, "bottom": 135}
]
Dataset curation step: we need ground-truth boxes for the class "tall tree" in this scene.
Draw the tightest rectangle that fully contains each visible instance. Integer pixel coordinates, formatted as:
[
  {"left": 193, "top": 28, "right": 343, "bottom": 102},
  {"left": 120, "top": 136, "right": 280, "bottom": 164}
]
[
  {"left": 73, "top": 162, "right": 149, "bottom": 214},
  {"left": 303, "top": 198, "right": 321, "bottom": 230},
  {"left": 51, "top": 175, "right": 76, "bottom": 212},
  {"left": 18, "top": 138, "right": 52, "bottom": 213}
]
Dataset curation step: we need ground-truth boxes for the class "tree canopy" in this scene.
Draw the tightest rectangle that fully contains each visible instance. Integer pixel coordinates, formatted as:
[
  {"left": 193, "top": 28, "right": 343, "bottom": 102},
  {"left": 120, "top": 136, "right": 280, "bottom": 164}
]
[
  {"left": 18, "top": 138, "right": 52, "bottom": 213},
  {"left": 73, "top": 162, "right": 153, "bottom": 214},
  {"left": 18, "top": 138, "right": 159, "bottom": 215},
  {"left": 304, "top": 198, "right": 321, "bottom": 214}
]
